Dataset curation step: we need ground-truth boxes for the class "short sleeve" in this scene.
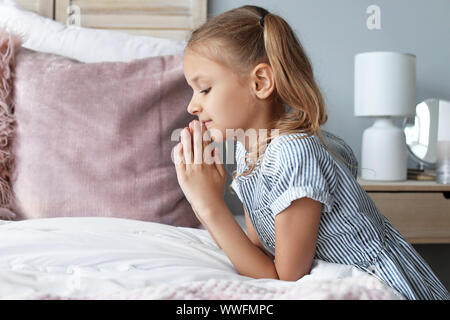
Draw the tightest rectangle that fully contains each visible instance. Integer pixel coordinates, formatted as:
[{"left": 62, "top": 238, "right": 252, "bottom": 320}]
[{"left": 265, "top": 136, "right": 336, "bottom": 217}]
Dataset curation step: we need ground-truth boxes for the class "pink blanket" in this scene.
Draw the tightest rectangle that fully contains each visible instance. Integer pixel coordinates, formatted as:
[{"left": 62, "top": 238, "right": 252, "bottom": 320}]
[{"left": 35, "top": 275, "right": 403, "bottom": 300}]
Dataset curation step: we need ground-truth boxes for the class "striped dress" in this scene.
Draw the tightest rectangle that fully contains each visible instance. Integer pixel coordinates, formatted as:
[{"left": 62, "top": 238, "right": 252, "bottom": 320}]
[{"left": 231, "top": 130, "right": 450, "bottom": 300}]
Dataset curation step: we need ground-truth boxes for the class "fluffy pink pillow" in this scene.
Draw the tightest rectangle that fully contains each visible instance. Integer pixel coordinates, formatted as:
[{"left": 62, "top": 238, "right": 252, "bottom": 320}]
[{"left": 0, "top": 30, "right": 200, "bottom": 227}]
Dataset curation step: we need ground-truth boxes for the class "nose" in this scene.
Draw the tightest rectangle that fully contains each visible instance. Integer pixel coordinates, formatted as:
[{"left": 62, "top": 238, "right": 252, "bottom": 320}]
[{"left": 187, "top": 94, "right": 202, "bottom": 116}]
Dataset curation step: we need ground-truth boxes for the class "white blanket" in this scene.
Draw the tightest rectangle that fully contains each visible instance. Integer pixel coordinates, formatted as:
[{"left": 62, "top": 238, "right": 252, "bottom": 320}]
[{"left": 0, "top": 217, "right": 403, "bottom": 300}]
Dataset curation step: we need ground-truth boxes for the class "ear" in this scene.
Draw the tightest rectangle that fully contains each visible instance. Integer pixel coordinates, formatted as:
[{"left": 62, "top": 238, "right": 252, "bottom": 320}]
[{"left": 251, "top": 63, "right": 275, "bottom": 100}]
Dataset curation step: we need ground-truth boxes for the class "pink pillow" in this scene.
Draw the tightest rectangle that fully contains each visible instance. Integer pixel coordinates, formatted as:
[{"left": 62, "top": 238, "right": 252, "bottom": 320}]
[{"left": 0, "top": 30, "right": 200, "bottom": 227}]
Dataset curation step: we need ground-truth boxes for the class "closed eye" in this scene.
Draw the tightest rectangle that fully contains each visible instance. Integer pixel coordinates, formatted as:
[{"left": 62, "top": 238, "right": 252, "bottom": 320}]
[{"left": 200, "top": 88, "right": 211, "bottom": 94}]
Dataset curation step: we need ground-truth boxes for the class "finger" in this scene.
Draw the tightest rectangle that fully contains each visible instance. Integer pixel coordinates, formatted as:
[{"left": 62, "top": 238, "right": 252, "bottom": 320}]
[
  {"left": 188, "top": 121, "right": 194, "bottom": 135},
  {"left": 173, "top": 142, "right": 185, "bottom": 169},
  {"left": 213, "top": 147, "right": 226, "bottom": 178},
  {"left": 188, "top": 120, "right": 198, "bottom": 149},
  {"left": 202, "top": 121, "right": 212, "bottom": 148},
  {"left": 174, "top": 142, "right": 183, "bottom": 164},
  {"left": 191, "top": 121, "right": 211, "bottom": 149},
  {"left": 203, "top": 143, "right": 215, "bottom": 165},
  {"left": 181, "top": 127, "right": 193, "bottom": 165},
  {"left": 193, "top": 120, "right": 203, "bottom": 165}
]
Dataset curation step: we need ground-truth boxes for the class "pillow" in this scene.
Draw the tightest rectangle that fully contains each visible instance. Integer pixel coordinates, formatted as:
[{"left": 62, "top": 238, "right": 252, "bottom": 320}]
[
  {"left": 0, "top": 0, "right": 186, "bottom": 62},
  {"left": 0, "top": 29, "right": 200, "bottom": 227}
]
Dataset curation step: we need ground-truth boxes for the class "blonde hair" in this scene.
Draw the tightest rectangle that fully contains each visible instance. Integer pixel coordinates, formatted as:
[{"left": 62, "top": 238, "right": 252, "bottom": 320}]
[{"left": 186, "top": 5, "right": 351, "bottom": 194}]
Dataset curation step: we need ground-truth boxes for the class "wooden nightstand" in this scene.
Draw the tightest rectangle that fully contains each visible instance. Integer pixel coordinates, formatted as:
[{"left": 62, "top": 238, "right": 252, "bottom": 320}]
[{"left": 358, "top": 178, "right": 450, "bottom": 244}]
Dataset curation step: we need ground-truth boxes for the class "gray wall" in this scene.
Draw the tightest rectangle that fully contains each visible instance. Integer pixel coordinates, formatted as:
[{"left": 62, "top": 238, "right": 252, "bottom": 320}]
[{"left": 209, "top": 0, "right": 450, "bottom": 292}]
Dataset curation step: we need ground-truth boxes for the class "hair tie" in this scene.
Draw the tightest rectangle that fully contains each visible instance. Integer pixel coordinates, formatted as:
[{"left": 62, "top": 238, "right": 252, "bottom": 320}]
[{"left": 260, "top": 13, "right": 268, "bottom": 27}]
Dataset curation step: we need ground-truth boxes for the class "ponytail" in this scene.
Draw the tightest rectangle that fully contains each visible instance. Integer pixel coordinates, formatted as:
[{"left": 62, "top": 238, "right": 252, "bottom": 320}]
[{"left": 262, "top": 12, "right": 327, "bottom": 139}]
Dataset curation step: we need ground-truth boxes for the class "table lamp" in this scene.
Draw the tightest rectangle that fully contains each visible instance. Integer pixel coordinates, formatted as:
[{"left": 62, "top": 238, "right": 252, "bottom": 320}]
[{"left": 354, "top": 52, "right": 416, "bottom": 181}]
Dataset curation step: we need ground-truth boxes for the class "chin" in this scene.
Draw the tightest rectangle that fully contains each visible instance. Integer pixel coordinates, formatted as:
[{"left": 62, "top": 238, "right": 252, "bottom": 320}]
[
  {"left": 207, "top": 127, "right": 226, "bottom": 143},
  {"left": 209, "top": 131, "right": 224, "bottom": 143}
]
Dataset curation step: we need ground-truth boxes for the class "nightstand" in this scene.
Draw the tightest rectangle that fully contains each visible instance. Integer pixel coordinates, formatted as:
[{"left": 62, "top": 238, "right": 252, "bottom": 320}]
[{"left": 358, "top": 178, "right": 450, "bottom": 244}]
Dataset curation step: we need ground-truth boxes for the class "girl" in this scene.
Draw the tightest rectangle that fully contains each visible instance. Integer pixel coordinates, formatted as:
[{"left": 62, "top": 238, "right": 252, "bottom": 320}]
[{"left": 173, "top": 5, "right": 449, "bottom": 300}]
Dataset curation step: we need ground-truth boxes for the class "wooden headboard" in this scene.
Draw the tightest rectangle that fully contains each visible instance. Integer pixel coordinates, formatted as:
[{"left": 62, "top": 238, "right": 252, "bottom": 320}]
[{"left": 14, "top": 0, "right": 207, "bottom": 41}]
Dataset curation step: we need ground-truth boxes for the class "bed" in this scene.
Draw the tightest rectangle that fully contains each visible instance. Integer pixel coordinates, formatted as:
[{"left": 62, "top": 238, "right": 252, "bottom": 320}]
[
  {"left": 0, "top": 0, "right": 403, "bottom": 300},
  {"left": 0, "top": 217, "right": 402, "bottom": 300}
]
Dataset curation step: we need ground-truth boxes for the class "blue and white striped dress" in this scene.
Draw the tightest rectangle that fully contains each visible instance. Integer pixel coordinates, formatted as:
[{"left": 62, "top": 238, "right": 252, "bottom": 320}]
[{"left": 231, "top": 131, "right": 449, "bottom": 300}]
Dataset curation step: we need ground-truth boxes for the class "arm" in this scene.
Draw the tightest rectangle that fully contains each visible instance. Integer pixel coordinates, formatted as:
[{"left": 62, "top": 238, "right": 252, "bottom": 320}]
[
  {"left": 205, "top": 204, "right": 274, "bottom": 255},
  {"left": 201, "top": 202, "right": 279, "bottom": 279},
  {"left": 201, "top": 197, "right": 321, "bottom": 280},
  {"left": 274, "top": 197, "right": 322, "bottom": 281},
  {"left": 198, "top": 204, "right": 270, "bottom": 253},
  {"left": 193, "top": 207, "right": 221, "bottom": 249}
]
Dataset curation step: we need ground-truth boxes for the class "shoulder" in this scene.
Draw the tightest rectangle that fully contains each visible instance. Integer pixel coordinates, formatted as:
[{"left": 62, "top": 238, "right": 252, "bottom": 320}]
[
  {"left": 263, "top": 132, "right": 331, "bottom": 171},
  {"left": 321, "top": 130, "right": 359, "bottom": 178},
  {"left": 261, "top": 132, "right": 338, "bottom": 193}
]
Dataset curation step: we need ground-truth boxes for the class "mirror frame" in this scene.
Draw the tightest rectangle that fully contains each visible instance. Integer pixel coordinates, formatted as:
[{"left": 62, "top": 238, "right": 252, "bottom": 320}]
[
  {"left": 402, "top": 99, "right": 439, "bottom": 169},
  {"left": 403, "top": 117, "right": 435, "bottom": 168}
]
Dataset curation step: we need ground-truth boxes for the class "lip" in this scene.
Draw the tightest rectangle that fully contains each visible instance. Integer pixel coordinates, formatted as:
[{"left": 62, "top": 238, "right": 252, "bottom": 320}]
[{"left": 201, "top": 120, "right": 212, "bottom": 128}]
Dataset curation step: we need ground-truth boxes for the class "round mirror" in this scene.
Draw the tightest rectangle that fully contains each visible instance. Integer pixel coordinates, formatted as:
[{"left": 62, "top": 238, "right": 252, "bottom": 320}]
[{"left": 403, "top": 99, "right": 440, "bottom": 168}]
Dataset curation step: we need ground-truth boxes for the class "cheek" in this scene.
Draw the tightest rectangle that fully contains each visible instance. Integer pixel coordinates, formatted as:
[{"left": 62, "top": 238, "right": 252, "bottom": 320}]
[
  {"left": 227, "top": 91, "right": 254, "bottom": 126},
  {"left": 208, "top": 84, "right": 253, "bottom": 132},
  {"left": 208, "top": 91, "right": 236, "bottom": 124}
]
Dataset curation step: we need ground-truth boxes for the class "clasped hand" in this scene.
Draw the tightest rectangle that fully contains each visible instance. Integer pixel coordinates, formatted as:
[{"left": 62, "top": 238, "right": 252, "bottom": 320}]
[{"left": 173, "top": 120, "right": 227, "bottom": 217}]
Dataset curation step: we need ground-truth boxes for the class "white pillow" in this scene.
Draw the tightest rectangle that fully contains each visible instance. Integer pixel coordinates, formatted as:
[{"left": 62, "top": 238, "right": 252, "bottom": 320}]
[{"left": 0, "top": 0, "right": 186, "bottom": 62}]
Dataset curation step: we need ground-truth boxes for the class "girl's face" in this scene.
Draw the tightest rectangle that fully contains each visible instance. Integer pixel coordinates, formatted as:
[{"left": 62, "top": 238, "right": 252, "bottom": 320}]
[{"left": 183, "top": 48, "right": 266, "bottom": 143}]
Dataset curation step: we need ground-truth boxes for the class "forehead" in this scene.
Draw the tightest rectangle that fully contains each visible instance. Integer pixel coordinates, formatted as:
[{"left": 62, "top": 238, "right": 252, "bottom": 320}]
[
  {"left": 183, "top": 47, "right": 250, "bottom": 86},
  {"left": 184, "top": 47, "right": 244, "bottom": 78},
  {"left": 183, "top": 50, "right": 222, "bottom": 78}
]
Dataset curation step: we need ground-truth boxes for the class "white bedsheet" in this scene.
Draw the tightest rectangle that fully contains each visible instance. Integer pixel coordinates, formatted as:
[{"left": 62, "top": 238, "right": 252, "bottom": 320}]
[{"left": 0, "top": 217, "right": 403, "bottom": 300}]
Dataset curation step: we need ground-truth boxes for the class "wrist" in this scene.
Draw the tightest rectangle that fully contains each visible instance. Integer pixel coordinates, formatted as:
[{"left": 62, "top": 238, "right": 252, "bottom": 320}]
[{"left": 195, "top": 200, "right": 228, "bottom": 223}]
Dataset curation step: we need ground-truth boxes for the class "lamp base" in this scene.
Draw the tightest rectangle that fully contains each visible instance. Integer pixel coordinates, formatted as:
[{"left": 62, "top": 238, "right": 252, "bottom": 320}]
[{"left": 360, "top": 118, "right": 407, "bottom": 181}]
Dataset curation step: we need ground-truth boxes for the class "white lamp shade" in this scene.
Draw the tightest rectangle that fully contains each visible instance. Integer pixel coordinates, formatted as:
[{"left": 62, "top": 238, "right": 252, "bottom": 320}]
[{"left": 354, "top": 52, "right": 416, "bottom": 117}]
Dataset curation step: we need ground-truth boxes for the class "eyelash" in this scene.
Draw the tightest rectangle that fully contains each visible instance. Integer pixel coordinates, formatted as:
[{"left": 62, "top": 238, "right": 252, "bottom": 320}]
[{"left": 200, "top": 88, "right": 211, "bottom": 95}]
